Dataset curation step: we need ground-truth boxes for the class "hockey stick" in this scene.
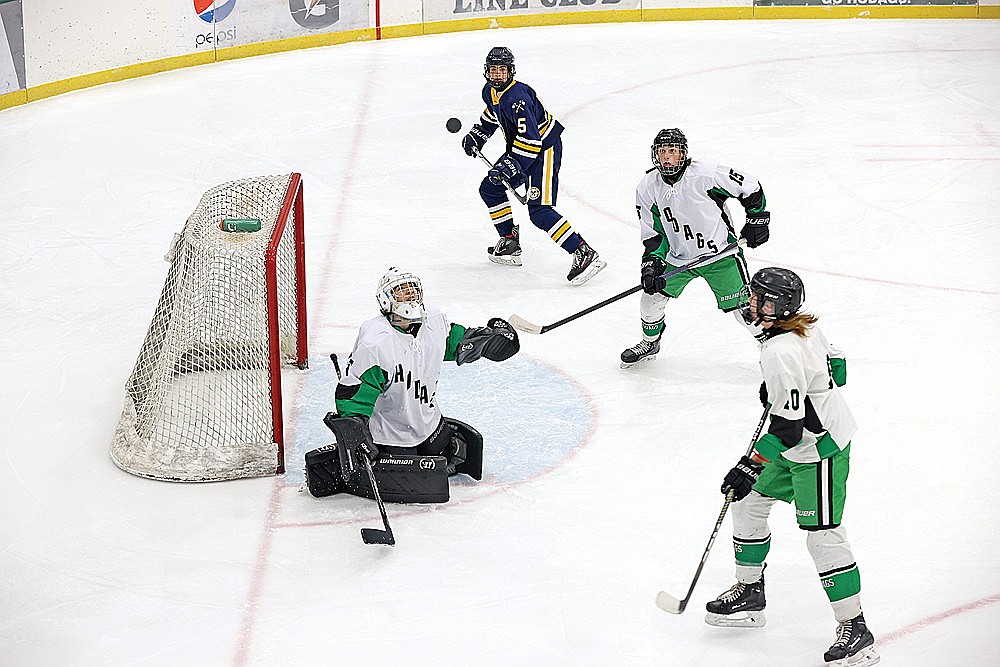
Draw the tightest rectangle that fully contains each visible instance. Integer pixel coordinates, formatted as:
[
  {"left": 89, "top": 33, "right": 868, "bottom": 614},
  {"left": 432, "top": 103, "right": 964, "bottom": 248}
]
[
  {"left": 359, "top": 455, "right": 396, "bottom": 546},
  {"left": 509, "top": 239, "right": 745, "bottom": 335},
  {"left": 473, "top": 149, "right": 528, "bottom": 205},
  {"left": 654, "top": 405, "right": 770, "bottom": 614},
  {"left": 329, "top": 353, "right": 395, "bottom": 547}
]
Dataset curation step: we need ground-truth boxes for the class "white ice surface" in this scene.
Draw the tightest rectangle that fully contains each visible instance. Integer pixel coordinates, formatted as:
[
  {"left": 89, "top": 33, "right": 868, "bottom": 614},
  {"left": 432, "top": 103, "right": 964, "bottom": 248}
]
[{"left": 2, "top": 18, "right": 999, "bottom": 666}]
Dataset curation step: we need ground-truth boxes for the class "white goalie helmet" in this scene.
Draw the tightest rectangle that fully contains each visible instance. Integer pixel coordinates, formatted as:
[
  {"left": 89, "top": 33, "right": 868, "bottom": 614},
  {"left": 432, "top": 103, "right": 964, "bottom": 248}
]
[{"left": 376, "top": 267, "right": 425, "bottom": 323}]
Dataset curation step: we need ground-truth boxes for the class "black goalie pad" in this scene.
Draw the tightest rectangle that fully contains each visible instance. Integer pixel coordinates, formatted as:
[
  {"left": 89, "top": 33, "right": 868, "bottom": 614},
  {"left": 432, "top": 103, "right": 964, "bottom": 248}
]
[
  {"left": 304, "top": 444, "right": 346, "bottom": 497},
  {"left": 309, "top": 412, "right": 450, "bottom": 503},
  {"left": 305, "top": 446, "right": 450, "bottom": 504},
  {"left": 445, "top": 417, "right": 484, "bottom": 481},
  {"left": 371, "top": 454, "right": 449, "bottom": 503}
]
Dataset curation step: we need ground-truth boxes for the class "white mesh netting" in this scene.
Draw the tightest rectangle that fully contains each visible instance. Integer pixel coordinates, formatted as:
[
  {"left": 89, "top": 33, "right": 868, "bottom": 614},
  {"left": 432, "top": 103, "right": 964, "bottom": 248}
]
[{"left": 111, "top": 174, "right": 306, "bottom": 481}]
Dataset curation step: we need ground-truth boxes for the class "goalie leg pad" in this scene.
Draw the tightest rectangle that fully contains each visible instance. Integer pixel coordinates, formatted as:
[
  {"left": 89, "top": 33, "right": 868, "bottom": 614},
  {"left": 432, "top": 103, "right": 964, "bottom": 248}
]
[
  {"left": 304, "top": 445, "right": 346, "bottom": 497},
  {"left": 444, "top": 417, "right": 484, "bottom": 480},
  {"left": 306, "top": 448, "right": 449, "bottom": 503},
  {"left": 372, "top": 454, "right": 450, "bottom": 503}
]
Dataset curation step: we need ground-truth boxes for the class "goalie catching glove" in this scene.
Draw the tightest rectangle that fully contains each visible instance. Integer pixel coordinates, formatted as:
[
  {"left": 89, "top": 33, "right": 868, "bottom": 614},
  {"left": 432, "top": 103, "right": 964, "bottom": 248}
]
[
  {"left": 456, "top": 317, "right": 520, "bottom": 366},
  {"left": 740, "top": 211, "right": 770, "bottom": 249},
  {"left": 487, "top": 155, "right": 527, "bottom": 189}
]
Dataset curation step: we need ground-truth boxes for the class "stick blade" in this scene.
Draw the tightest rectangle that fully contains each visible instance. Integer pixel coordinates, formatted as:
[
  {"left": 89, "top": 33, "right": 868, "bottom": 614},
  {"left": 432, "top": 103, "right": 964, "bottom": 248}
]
[
  {"left": 655, "top": 591, "right": 686, "bottom": 614},
  {"left": 361, "top": 528, "right": 395, "bottom": 546},
  {"left": 508, "top": 314, "right": 543, "bottom": 335}
]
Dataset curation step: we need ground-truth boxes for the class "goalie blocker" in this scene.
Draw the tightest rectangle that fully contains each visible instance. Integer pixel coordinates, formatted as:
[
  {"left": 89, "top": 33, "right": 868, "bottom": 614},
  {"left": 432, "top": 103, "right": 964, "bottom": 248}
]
[{"left": 306, "top": 414, "right": 484, "bottom": 503}]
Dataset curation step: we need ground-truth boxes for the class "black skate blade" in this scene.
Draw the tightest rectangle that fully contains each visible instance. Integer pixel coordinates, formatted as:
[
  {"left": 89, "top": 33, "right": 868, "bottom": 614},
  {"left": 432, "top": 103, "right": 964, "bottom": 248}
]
[
  {"left": 361, "top": 528, "right": 395, "bottom": 546},
  {"left": 569, "top": 258, "right": 607, "bottom": 286},
  {"left": 620, "top": 354, "right": 657, "bottom": 370}
]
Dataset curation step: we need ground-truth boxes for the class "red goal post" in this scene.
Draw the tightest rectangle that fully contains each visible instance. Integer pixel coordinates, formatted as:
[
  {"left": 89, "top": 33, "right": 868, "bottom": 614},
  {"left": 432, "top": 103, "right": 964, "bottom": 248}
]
[{"left": 111, "top": 173, "right": 308, "bottom": 481}]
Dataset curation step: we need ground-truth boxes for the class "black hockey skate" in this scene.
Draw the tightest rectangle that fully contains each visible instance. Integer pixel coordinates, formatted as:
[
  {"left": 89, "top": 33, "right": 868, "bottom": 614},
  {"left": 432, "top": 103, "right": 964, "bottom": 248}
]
[
  {"left": 620, "top": 336, "right": 660, "bottom": 369},
  {"left": 824, "top": 613, "right": 879, "bottom": 665},
  {"left": 567, "top": 240, "right": 606, "bottom": 285},
  {"left": 704, "top": 575, "right": 767, "bottom": 628},
  {"left": 487, "top": 226, "right": 522, "bottom": 266}
]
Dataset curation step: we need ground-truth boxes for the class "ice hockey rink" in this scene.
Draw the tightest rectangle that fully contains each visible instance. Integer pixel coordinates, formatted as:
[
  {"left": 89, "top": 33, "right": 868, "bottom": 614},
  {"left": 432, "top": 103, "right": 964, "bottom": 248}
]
[{"left": 2, "top": 17, "right": 999, "bottom": 666}]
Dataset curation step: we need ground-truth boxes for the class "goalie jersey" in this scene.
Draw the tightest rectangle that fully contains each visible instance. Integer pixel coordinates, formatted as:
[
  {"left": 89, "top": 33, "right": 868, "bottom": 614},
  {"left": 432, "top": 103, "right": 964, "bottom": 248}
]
[
  {"left": 636, "top": 160, "right": 767, "bottom": 265},
  {"left": 478, "top": 79, "right": 564, "bottom": 171},
  {"left": 335, "top": 307, "right": 467, "bottom": 447},
  {"left": 756, "top": 326, "right": 858, "bottom": 465}
]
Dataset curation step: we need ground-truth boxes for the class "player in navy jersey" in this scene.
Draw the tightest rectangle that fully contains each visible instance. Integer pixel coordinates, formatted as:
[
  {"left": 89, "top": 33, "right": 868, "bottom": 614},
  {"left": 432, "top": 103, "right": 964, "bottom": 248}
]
[{"left": 461, "top": 46, "right": 605, "bottom": 286}]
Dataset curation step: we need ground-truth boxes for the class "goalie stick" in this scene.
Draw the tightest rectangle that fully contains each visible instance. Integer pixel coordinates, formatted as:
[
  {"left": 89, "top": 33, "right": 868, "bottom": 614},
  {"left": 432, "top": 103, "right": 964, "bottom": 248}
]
[
  {"left": 509, "top": 239, "right": 745, "bottom": 335},
  {"left": 329, "top": 353, "right": 396, "bottom": 547},
  {"left": 655, "top": 405, "right": 770, "bottom": 614},
  {"left": 473, "top": 149, "right": 528, "bottom": 205}
]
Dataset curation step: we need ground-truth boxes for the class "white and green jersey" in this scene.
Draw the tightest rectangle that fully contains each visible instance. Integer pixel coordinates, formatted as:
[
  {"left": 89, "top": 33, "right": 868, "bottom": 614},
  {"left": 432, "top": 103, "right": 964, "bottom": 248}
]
[
  {"left": 635, "top": 160, "right": 766, "bottom": 266},
  {"left": 335, "top": 307, "right": 466, "bottom": 447},
  {"left": 755, "top": 325, "right": 858, "bottom": 464}
]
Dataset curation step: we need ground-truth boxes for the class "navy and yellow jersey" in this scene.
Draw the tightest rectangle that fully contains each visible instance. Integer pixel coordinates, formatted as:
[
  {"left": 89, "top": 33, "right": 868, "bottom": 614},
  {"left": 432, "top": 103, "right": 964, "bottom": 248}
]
[
  {"left": 334, "top": 307, "right": 468, "bottom": 446},
  {"left": 478, "top": 79, "right": 564, "bottom": 172}
]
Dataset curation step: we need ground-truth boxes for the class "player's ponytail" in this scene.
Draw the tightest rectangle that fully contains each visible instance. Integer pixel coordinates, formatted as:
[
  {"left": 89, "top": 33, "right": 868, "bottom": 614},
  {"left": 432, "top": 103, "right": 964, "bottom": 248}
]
[{"left": 773, "top": 312, "right": 818, "bottom": 337}]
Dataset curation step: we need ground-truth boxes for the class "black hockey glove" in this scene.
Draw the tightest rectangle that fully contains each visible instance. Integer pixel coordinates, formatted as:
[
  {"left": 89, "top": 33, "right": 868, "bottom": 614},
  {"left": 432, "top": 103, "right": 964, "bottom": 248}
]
[
  {"left": 355, "top": 438, "right": 379, "bottom": 463},
  {"left": 455, "top": 317, "right": 520, "bottom": 366},
  {"left": 759, "top": 381, "right": 769, "bottom": 407},
  {"left": 740, "top": 211, "right": 770, "bottom": 249},
  {"left": 640, "top": 256, "right": 668, "bottom": 295},
  {"left": 488, "top": 155, "right": 526, "bottom": 189},
  {"left": 721, "top": 455, "right": 764, "bottom": 502},
  {"left": 483, "top": 317, "right": 519, "bottom": 361},
  {"left": 462, "top": 124, "right": 490, "bottom": 157}
]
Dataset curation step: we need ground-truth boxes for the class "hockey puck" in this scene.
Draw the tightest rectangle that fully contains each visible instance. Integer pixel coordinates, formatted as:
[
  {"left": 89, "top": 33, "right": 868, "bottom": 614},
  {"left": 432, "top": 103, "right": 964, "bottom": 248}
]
[{"left": 446, "top": 117, "right": 462, "bottom": 133}]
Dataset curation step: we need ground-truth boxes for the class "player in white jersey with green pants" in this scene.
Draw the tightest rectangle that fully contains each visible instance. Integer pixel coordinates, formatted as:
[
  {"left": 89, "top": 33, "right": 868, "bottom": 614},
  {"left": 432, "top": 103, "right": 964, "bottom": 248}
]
[
  {"left": 334, "top": 267, "right": 519, "bottom": 464},
  {"left": 621, "top": 128, "right": 770, "bottom": 368},
  {"left": 706, "top": 267, "right": 879, "bottom": 667}
]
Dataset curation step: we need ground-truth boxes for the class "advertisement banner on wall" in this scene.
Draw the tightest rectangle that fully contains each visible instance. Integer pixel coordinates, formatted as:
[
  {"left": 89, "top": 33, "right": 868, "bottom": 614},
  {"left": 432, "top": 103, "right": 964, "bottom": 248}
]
[
  {"left": 171, "top": 0, "right": 369, "bottom": 53},
  {"left": 424, "top": 0, "right": 641, "bottom": 24},
  {"left": 0, "top": 0, "right": 24, "bottom": 94}
]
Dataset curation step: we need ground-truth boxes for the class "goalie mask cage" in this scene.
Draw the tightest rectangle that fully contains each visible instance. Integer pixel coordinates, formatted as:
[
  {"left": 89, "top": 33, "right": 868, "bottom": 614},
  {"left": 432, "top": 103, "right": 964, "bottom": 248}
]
[{"left": 111, "top": 173, "right": 308, "bottom": 482}]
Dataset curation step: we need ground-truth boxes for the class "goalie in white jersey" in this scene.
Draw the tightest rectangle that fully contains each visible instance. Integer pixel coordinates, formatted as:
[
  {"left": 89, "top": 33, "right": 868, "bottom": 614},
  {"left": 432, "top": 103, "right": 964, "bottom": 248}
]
[
  {"left": 705, "top": 268, "right": 879, "bottom": 667},
  {"left": 621, "top": 128, "right": 770, "bottom": 368},
  {"left": 334, "top": 267, "right": 519, "bottom": 466}
]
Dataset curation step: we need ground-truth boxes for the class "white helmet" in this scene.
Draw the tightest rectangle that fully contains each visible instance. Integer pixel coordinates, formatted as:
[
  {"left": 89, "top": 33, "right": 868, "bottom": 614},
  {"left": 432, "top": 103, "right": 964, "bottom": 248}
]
[{"left": 376, "top": 267, "right": 425, "bottom": 323}]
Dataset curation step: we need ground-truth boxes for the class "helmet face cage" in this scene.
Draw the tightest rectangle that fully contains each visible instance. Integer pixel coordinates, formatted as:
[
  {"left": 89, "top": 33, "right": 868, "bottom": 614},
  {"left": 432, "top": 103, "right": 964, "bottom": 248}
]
[
  {"left": 746, "top": 268, "right": 804, "bottom": 322},
  {"left": 651, "top": 128, "right": 689, "bottom": 177},
  {"left": 484, "top": 46, "right": 515, "bottom": 89},
  {"left": 377, "top": 268, "right": 426, "bottom": 323}
]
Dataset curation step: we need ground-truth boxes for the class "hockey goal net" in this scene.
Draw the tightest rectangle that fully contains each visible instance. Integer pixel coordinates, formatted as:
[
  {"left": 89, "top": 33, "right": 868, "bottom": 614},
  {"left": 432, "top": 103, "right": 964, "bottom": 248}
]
[{"left": 111, "top": 173, "right": 308, "bottom": 482}]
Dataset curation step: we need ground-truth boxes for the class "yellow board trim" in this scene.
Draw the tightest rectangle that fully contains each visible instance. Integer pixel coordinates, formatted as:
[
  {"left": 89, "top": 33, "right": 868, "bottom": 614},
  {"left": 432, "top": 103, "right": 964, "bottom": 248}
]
[
  {"left": 26, "top": 51, "right": 213, "bottom": 102},
  {"left": 2, "top": 8, "right": 993, "bottom": 111},
  {"left": 643, "top": 7, "right": 751, "bottom": 21},
  {"left": 753, "top": 5, "right": 979, "bottom": 19},
  {"left": 0, "top": 89, "right": 27, "bottom": 111}
]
